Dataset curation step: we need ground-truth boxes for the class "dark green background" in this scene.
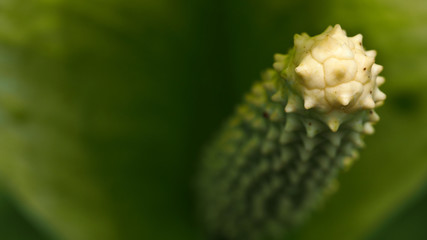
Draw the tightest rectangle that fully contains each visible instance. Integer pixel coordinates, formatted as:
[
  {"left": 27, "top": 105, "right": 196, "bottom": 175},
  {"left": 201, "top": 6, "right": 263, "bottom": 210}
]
[{"left": 0, "top": 0, "right": 426, "bottom": 239}]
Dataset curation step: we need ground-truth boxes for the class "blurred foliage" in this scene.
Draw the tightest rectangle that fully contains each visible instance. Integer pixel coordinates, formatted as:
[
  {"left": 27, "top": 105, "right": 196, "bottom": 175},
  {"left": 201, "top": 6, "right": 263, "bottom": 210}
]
[
  {"left": 368, "top": 181, "right": 427, "bottom": 240},
  {"left": 0, "top": 0, "right": 426, "bottom": 240},
  {"left": 0, "top": 192, "right": 53, "bottom": 240}
]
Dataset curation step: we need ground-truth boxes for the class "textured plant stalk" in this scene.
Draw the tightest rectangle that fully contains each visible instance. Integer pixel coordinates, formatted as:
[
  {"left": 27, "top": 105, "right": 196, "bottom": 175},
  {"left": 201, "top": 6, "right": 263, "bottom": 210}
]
[{"left": 198, "top": 25, "right": 386, "bottom": 240}]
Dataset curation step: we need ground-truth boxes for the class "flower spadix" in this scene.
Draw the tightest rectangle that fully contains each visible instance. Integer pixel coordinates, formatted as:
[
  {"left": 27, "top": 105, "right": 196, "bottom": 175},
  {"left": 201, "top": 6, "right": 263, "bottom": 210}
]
[
  {"left": 199, "top": 25, "right": 386, "bottom": 240},
  {"left": 276, "top": 24, "right": 386, "bottom": 131}
]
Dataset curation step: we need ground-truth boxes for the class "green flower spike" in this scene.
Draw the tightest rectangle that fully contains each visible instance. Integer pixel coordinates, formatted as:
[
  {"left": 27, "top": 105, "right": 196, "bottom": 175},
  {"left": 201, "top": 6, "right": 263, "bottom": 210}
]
[{"left": 198, "top": 24, "right": 386, "bottom": 240}]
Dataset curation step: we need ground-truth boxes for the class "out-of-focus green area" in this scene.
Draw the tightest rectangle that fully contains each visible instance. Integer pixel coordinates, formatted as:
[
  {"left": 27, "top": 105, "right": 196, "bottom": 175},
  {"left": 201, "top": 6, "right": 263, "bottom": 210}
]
[
  {"left": 368, "top": 181, "right": 427, "bottom": 240},
  {"left": 0, "top": 0, "right": 426, "bottom": 240}
]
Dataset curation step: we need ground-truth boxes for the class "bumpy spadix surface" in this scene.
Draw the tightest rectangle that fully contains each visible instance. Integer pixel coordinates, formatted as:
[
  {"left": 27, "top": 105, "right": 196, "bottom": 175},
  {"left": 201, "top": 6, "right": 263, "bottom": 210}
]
[
  {"left": 199, "top": 25, "right": 385, "bottom": 240},
  {"left": 274, "top": 24, "right": 385, "bottom": 131}
]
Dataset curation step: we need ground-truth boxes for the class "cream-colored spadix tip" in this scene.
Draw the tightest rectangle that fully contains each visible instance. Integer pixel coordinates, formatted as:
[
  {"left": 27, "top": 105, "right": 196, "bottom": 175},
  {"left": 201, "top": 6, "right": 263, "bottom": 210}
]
[{"left": 290, "top": 24, "right": 386, "bottom": 113}]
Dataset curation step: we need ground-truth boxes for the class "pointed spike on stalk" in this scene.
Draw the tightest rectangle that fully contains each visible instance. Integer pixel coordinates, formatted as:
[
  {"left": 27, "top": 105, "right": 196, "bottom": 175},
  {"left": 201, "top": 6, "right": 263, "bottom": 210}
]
[
  {"left": 368, "top": 110, "right": 380, "bottom": 122},
  {"left": 324, "top": 25, "right": 334, "bottom": 33},
  {"left": 365, "top": 50, "right": 377, "bottom": 58},
  {"left": 285, "top": 94, "right": 300, "bottom": 113},
  {"left": 251, "top": 83, "right": 265, "bottom": 96},
  {"left": 375, "top": 100, "right": 385, "bottom": 107},
  {"left": 237, "top": 104, "right": 251, "bottom": 115},
  {"left": 294, "top": 33, "right": 309, "bottom": 49},
  {"left": 325, "top": 132, "right": 344, "bottom": 147},
  {"left": 227, "top": 115, "right": 241, "bottom": 127},
  {"left": 241, "top": 108, "right": 256, "bottom": 122},
  {"left": 262, "top": 68, "right": 277, "bottom": 80},
  {"left": 373, "top": 88, "right": 386, "bottom": 102},
  {"left": 363, "top": 122, "right": 375, "bottom": 135},
  {"left": 263, "top": 81, "right": 276, "bottom": 92},
  {"left": 303, "top": 94, "right": 317, "bottom": 110},
  {"left": 376, "top": 76, "right": 385, "bottom": 86},
  {"left": 295, "top": 63, "right": 308, "bottom": 77},
  {"left": 348, "top": 132, "right": 365, "bottom": 147},
  {"left": 302, "top": 119, "right": 324, "bottom": 138},
  {"left": 274, "top": 53, "right": 287, "bottom": 62},
  {"left": 337, "top": 93, "right": 352, "bottom": 106},
  {"left": 341, "top": 142, "right": 355, "bottom": 157},
  {"left": 273, "top": 62, "right": 285, "bottom": 72},
  {"left": 342, "top": 156, "right": 356, "bottom": 170},
  {"left": 361, "top": 95, "right": 376, "bottom": 109},
  {"left": 348, "top": 119, "right": 364, "bottom": 132},
  {"left": 351, "top": 149, "right": 360, "bottom": 159},
  {"left": 251, "top": 116, "right": 267, "bottom": 131},
  {"left": 330, "top": 24, "right": 344, "bottom": 35},
  {"left": 325, "top": 180, "right": 340, "bottom": 195},
  {"left": 327, "top": 117, "right": 341, "bottom": 132},
  {"left": 371, "top": 64, "right": 384, "bottom": 76},
  {"left": 364, "top": 56, "right": 376, "bottom": 72},
  {"left": 351, "top": 34, "right": 363, "bottom": 47},
  {"left": 271, "top": 88, "right": 285, "bottom": 103}
]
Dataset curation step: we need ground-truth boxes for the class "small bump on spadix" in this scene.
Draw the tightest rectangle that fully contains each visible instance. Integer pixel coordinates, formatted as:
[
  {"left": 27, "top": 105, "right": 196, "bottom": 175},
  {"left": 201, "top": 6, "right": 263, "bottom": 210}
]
[
  {"left": 360, "top": 96, "right": 376, "bottom": 109},
  {"left": 285, "top": 94, "right": 299, "bottom": 113},
  {"left": 371, "top": 64, "right": 383, "bottom": 76},
  {"left": 365, "top": 50, "right": 377, "bottom": 58},
  {"left": 350, "top": 34, "right": 363, "bottom": 46},
  {"left": 363, "top": 122, "right": 375, "bottom": 135},
  {"left": 368, "top": 110, "right": 380, "bottom": 122},
  {"left": 373, "top": 88, "right": 386, "bottom": 102},
  {"left": 303, "top": 96, "right": 316, "bottom": 109},
  {"left": 273, "top": 62, "right": 285, "bottom": 72},
  {"left": 274, "top": 53, "right": 286, "bottom": 62},
  {"left": 327, "top": 117, "right": 341, "bottom": 132},
  {"left": 337, "top": 94, "right": 352, "bottom": 106},
  {"left": 376, "top": 76, "right": 385, "bottom": 86}
]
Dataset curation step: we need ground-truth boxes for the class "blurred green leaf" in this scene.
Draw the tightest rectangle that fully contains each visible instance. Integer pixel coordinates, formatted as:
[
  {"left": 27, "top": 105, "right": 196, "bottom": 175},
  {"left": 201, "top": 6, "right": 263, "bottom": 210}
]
[
  {"left": 367, "top": 181, "right": 427, "bottom": 240},
  {"left": 0, "top": 0, "right": 200, "bottom": 239},
  {"left": 0, "top": 192, "right": 52, "bottom": 240}
]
